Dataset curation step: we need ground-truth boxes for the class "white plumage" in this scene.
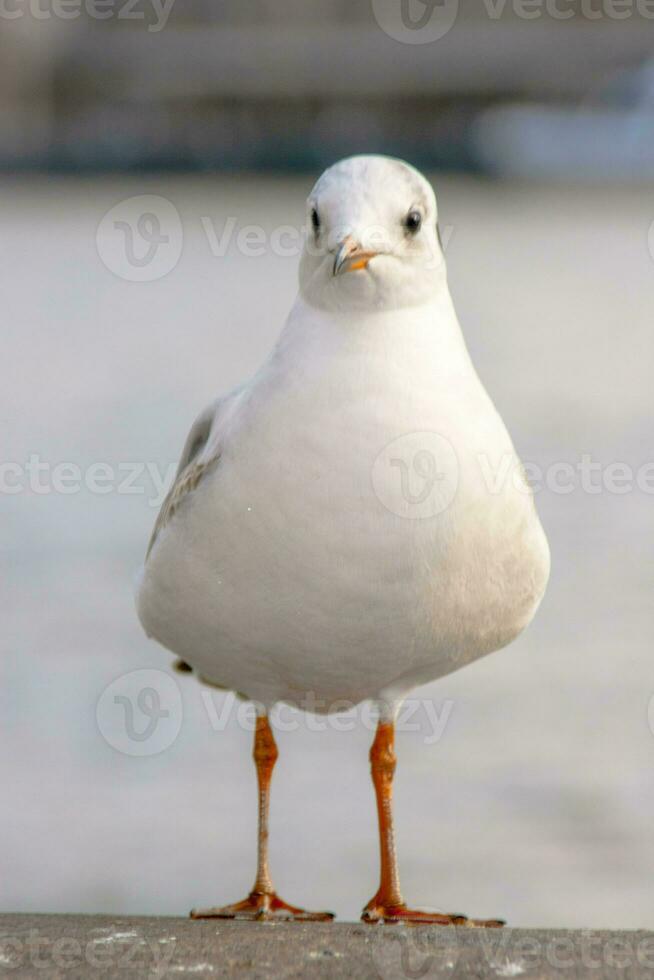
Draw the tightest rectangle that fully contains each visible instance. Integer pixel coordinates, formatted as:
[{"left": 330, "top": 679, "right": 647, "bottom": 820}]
[{"left": 137, "top": 155, "right": 550, "bottom": 720}]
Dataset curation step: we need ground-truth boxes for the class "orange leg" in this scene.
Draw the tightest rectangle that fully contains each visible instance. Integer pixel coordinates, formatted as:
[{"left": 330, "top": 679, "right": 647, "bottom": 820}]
[
  {"left": 191, "top": 715, "right": 334, "bottom": 922},
  {"left": 361, "top": 720, "right": 504, "bottom": 927}
]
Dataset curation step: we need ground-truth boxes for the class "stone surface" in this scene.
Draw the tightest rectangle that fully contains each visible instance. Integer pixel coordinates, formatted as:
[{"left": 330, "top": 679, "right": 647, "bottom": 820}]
[{"left": 1, "top": 916, "right": 654, "bottom": 979}]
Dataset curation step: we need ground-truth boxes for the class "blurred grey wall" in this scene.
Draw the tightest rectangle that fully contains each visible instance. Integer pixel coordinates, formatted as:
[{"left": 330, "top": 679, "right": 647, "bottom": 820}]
[{"left": 1, "top": 0, "right": 653, "bottom": 172}]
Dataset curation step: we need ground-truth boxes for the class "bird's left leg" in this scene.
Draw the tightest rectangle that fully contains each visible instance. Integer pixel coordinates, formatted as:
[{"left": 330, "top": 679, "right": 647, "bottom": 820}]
[
  {"left": 191, "top": 713, "right": 334, "bottom": 922},
  {"left": 361, "top": 714, "right": 504, "bottom": 927}
]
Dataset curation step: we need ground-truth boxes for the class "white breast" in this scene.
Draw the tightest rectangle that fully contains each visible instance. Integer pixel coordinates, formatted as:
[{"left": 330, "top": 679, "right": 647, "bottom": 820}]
[{"left": 137, "top": 295, "right": 550, "bottom": 710}]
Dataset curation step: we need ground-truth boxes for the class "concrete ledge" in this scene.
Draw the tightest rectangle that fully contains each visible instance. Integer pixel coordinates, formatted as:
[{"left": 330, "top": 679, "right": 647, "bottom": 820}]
[{"left": 1, "top": 915, "right": 653, "bottom": 979}]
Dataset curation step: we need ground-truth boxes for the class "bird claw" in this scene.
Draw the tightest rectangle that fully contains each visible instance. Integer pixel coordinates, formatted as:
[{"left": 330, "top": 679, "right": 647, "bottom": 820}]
[
  {"left": 361, "top": 899, "right": 504, "bottom": 927},
  {"left": 190, "top": 890, "right": 334, "bottom": 922}
]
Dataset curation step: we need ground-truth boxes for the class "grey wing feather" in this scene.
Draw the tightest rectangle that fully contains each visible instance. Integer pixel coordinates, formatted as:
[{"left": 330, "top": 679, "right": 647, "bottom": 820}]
[{"left": 145, "top": 401, "right": 222, "bottom": 560}]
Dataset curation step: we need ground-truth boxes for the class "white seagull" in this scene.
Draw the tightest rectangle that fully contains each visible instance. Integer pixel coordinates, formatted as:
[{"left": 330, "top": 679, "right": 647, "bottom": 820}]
[{"left": 137, "top": 155, "right": 550, "bottom": 925}]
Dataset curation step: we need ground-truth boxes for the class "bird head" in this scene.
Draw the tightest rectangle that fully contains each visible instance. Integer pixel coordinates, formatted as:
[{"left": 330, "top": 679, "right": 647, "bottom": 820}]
[{"left": 299, "top": 155, "right": 446, "bottom": 313}]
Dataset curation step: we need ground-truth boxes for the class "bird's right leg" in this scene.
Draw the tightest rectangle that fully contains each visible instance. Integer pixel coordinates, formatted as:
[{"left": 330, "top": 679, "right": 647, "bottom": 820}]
[
  {"left": 191, "top": 713, "right": 334, "bottom": 922},
  {"left": 361, "top": 717, "right": 504, "bottom": 926}
]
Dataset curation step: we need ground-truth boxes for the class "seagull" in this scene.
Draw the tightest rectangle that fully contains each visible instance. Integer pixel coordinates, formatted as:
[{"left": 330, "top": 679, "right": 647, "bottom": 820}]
[{"left": 137, "top": 155, "right": 550, "bottom": 925}]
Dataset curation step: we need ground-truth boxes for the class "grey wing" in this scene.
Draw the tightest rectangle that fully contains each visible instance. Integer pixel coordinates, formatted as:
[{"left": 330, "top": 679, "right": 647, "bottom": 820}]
[{"left": 145, "top": 400, "right": 223, "bottom": 560}]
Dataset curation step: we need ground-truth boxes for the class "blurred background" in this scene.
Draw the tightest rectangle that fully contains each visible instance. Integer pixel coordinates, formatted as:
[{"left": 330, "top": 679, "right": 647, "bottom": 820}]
[
  {"left": 2, "top": 0, "right": 654, "bottom": 930},
  {"left": 3, "top": 0, "right": 654, "bottom": 175}
]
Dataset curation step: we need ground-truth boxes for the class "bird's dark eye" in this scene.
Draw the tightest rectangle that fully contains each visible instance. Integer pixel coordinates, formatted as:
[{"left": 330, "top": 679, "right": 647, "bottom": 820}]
[
  {"left": 404, "top": 209, "right": 422, "bottom": 234},
  {"left": 310, "top": 208, "right": 320, "bottom": 233}
]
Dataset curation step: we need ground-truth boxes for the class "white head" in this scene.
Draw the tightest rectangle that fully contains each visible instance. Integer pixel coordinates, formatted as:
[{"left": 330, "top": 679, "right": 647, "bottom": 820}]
[{"left": 299, "top": 155, "right": 446, "bottom": 313}]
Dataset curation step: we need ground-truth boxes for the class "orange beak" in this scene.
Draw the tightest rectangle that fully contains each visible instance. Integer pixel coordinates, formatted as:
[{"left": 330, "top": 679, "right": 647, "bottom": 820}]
[{"left": 333, "top": 237, "right": 379, "bottom": 276}]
